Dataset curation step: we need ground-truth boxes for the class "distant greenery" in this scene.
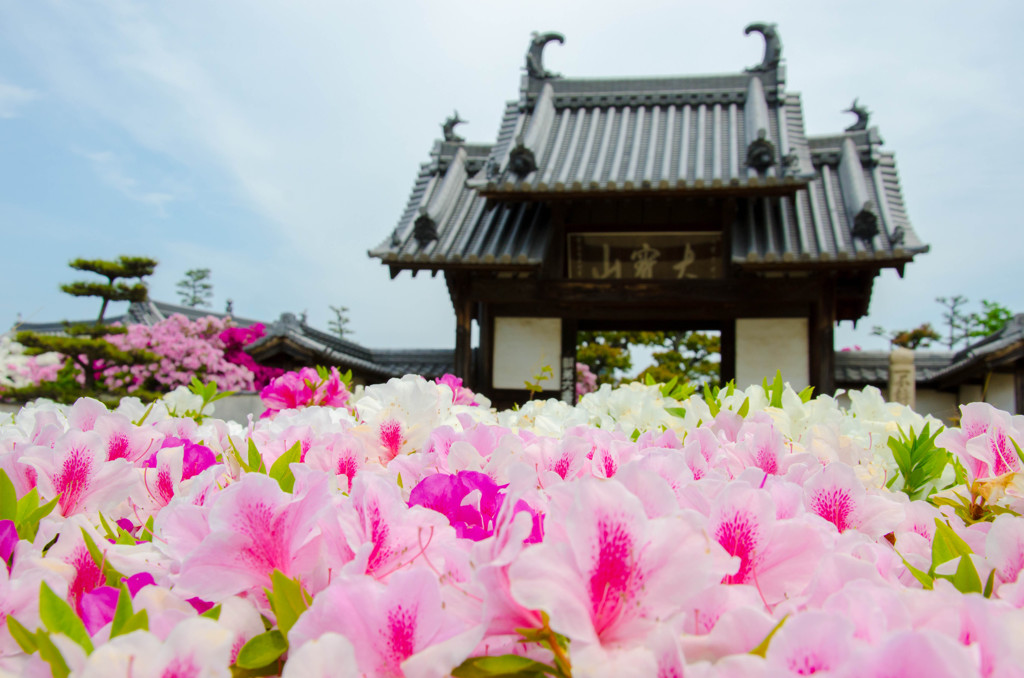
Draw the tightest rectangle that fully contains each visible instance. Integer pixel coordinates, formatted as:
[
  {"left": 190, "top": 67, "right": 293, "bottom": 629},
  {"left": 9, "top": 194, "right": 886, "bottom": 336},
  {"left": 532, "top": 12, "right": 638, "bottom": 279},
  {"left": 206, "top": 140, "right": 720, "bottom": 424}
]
[{"left": 4, "top": 256, "right": 161, "bottom": 404}]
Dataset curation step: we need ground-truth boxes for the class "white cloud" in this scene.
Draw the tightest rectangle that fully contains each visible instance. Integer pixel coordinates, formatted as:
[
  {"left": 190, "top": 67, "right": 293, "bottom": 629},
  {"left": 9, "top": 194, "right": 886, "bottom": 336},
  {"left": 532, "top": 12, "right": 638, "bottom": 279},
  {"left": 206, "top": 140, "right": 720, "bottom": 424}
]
[
  {"left": 76, "top": 149, "right": 176, "bottom": 214},
  {"left": 0, "top": 80, "right": 37, "bottom": 118}
]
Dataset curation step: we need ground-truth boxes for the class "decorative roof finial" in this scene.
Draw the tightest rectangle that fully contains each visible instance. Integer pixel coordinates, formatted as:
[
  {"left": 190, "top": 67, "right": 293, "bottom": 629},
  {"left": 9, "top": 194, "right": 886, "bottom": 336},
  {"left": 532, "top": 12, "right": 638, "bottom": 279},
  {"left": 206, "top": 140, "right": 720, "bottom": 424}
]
[
  {"left": 526, "top": 31, "right": 565, "bottom": 79},
  {"left": 744, "top": 22, "right": 782, "bottom": 72},
  {"left": 844, "top": 98, "right": 870, "bottom": 132},
  {"left": 442, "top": 110, "right": 467, "bottom": 142}
]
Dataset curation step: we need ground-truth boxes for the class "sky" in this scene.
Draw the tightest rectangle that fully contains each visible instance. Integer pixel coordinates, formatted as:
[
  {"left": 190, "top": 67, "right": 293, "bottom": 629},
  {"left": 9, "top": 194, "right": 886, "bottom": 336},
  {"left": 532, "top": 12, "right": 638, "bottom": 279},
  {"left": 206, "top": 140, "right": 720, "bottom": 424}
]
[{"left": 1, "top": 0, "right": 1022, "bottom": 357}]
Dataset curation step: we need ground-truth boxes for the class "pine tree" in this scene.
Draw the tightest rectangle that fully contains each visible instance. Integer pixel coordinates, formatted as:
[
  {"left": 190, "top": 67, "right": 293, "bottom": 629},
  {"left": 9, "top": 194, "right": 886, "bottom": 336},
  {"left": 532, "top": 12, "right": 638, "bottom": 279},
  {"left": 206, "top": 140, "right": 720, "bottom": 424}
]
[
  {"left": 328, "top": 305, "right": 352, "bottom": 339},
  {"left": 176, "top": 268, "right": 213, "bottom": 308},
  {"left": 4, "top": 256, "right": 161, "bottom": 404}
]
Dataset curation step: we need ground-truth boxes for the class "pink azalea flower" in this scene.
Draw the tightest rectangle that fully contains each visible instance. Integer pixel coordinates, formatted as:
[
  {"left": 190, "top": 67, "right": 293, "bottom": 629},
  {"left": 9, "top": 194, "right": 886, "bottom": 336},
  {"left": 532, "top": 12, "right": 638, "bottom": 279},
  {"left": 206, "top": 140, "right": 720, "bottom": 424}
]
[
  {"left": 0, "top": 520, "right": 16, "bottom": 567},
  {"left": 436, "top": 374, "right": 478, "bottom": 406},
  {"left": 509, "top": 477, "right": 731, "bottom": 648},
  {"left": 856, "top": 629, "right": 981, "bottom": 678},
  {"left": 764, "top": 610, "right": 858, "bottom": 675},
  {"left": 803, "top": 463, "right": 904, "bottom": 538},
  {"left": 175, "top": 472, "right": 330, "bottom": 600},
  {"left": 335, "top": 473, "right": 452, "bottom": 580},
  {"left": 281, "top": 633, "right": 360, "bottom": 678},
  {"left": 19, "top": 430, "right": 137, "bottom": 516},
  {"left": 303, "top": 431, "right": 366, "bottom": 493},
  {"left": 92, "top": 413, "right": 162, "bottom": 463},
  {"left": 288, "top": 568, "right": 482, "bottom": 678},
  {"left": 709, "top": 481, "right": 826, "bottom": 605}
]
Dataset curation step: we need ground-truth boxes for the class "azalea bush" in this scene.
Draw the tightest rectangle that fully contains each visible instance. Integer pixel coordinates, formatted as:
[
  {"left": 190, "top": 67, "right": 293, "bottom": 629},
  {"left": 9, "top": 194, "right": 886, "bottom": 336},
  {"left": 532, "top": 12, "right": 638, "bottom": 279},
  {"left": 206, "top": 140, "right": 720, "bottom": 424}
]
[
  {"left": 103, "top": 314, "right": 263, "bottom": 394},
  {"left": 1, "top": 372, "right": 1024, "bottom": 677},
  {"left": 0, "top": 336, "right": 62, "bottom": 390}
]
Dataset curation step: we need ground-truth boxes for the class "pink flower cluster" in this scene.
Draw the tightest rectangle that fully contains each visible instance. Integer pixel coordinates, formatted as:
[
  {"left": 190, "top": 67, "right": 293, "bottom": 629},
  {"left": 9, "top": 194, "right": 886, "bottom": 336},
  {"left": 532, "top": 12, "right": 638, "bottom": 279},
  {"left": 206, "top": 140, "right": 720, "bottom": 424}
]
[
  {"left": 259, "top": 366, "right": 351, "bottom": 417},
  {"left": 575, "top": 362, "right": 598, "bottom": 400},
  {"left": 1, "top": 382, "right": 1024, "bottom": 677},
  {"left": 104, "top": 314, "right": 264, "bottom": 393}
]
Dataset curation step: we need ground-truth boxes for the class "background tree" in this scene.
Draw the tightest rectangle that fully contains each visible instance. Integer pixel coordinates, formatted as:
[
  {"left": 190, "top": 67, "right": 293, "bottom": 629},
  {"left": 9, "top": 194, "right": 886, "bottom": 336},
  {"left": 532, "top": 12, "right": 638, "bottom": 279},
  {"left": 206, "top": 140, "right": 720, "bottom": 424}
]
[
  {"left": 936, "top": 295, "right": 971, "bottom": 349},
  {"left": 176, "top": 268, "right": 213, "bottom": 308},
  {"left": 62, "top": 256, "right": 156, "bottom": 323},
  {"left": 871, "top": 322, "right": 941, "bottom": 349},
  {"left": 968, "top": 300, "right": 1013, "bottom": 338},
  {"left": 577, "top": 330, "right": 720, "bottom": 386},
  {"left": 635, "top": 331, "right": 720, "bottom": 385},
  {"left": 3, "top": 255, "right": 160, "bottom": 404},
  {"left": 328, "top": 305, "right": 352, "bottom": 339}
]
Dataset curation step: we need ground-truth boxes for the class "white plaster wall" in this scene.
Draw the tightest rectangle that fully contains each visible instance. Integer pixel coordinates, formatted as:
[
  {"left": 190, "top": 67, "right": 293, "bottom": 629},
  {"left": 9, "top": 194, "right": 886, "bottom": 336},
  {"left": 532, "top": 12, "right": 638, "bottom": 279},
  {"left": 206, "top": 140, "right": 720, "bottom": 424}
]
[
  {"left": 960, "top": 384, "right": 983, "bottom": 405},
  {"left": 986, "top": 373, "right": 1016, "bottom": 413},
  {"left": 915, "top": 389, "right": 959, "bottom": 424},
  {"left": 735, "top": 318, "right": 809, "bottom": 390},
  {"left": 492, "top": 317, "right": 562, "bottom": 391}
]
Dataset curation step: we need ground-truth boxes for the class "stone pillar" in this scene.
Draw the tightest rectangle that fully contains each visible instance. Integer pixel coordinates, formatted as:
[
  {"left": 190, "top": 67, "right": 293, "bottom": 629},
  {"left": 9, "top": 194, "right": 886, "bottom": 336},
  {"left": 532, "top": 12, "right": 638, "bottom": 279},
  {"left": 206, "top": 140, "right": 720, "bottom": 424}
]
[{"left": 889, "top": 348, "right": 915, "bottom": 408}]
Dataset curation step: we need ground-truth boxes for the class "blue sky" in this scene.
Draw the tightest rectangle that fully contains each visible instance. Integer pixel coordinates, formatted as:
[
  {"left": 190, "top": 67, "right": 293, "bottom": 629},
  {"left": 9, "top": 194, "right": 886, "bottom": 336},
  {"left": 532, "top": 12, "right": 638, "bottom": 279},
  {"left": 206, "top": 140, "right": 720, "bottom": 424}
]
[{"left": 1, "top": 0, "right": 1022, "bottom": 355}]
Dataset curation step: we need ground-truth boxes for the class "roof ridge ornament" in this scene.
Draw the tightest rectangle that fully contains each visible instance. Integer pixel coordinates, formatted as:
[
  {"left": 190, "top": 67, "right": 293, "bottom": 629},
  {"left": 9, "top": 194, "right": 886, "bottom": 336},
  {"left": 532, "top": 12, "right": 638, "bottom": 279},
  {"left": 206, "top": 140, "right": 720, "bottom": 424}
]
[
  {"left": 442, "top": 111, "right": 467, "bottom": 142},
  {"left": 525, "top": 31, "right": 565, "bottom": 80},
  {"left": 844, "top": 98, "right": 870, "bottom": 131},
  {"left": 744, "top": 22, "right": 782, "bottom": 72}
]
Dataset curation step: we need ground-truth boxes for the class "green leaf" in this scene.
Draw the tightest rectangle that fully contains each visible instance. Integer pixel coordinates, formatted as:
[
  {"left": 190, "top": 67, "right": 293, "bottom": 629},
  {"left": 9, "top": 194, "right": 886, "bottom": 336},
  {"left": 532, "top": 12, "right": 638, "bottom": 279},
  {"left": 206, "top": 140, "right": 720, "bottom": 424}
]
[
  {"left": 451, "top": 654, "right": 556, "bottom": 677},
  {"left": 0, "top": 468, "right": 17, "bottom": 522},
  {"left": 644, "top": 372, "right": 656, "bottom": 386},
  {"left": 247, "top": 439, "right": 266, "bottom": 474},
  {"left": 951, "top": 554, "right": 983, "bottom": 594},
  {"left": 268, "top": 441, "right": 301, "bottom": 493},
  {"left": 931, "top": 519, "right": 973, "bottom": 573},
  {"left": 798, "top": 385, "right": 815, "bottom": 403},
  {"left": 97, "top": 512, "right": 118, "bottom": 541},
  {"left": 17, "top": 493, "right": 59, "bottom": 542},
  {"left": 749, "top": 615, "right": 788, "bottom": 657},
  {"left": 665, "top": 406, "right": 687, "bottom": 418},
  {"left": 265, "top": 570, "right": 311, "bottom": 635},
  {"left": 235, "top": 630, "right": 287, "bottom": 669},
  {"left": 109, "top": 584, "right": 135, "bottom": 638},
  {"left": 107, "top": 583, "right": 148, "bottom": 637},
  {"left": 15, "top": 488, "right": 39, "bottom": 524},
  {"left": 984, "top": 568, "right": 997, "bottom": 598},
  {"left": 736, "top": 397, "right": 750, "bottom": 418},
  {"left": 769, "top": 371, "right": 785, "bottom": 408},
  {"left": 80, "top": 528, "right": 125, "bottom": 586},
  {"left": 202, "top": 604, "right": 223, "bottom": 620},
  {"left": 138, "top": 515, "right": 155, "bottom": 543},
  {"left": 34, "top": 630, "right": 71, "bottom": 678},
  {"left": 39, "top": 581, "right": 93, "bottom": 653},
  {"left": 896, "top": 551, "right": 934, "bottom": 589},
  {"left": 6, "top": 615, "right": 38, "bottom": 653}
]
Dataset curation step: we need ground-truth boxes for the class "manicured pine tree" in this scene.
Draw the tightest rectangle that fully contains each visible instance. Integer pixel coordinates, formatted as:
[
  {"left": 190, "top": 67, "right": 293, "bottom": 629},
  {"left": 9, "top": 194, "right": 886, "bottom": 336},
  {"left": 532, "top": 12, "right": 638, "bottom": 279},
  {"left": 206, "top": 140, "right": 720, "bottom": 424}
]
[{"left": 6, "top": 256, "right": 161, "bottom": 404}]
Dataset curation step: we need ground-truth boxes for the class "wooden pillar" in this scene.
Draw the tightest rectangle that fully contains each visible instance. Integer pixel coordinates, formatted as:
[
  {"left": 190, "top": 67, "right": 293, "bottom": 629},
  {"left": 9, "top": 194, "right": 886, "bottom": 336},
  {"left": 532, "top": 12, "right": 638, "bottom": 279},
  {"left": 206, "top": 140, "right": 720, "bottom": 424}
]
[
  {"left": 478, "top": 303, "right": 494, "bottom": 396},
  {"left": 560, "top": 317, "right": 578, "bottom": 403},
  {"left": 809, "top": 277, "right": 836, "bottom": 395},
  {"left": 1015, "top": 360, "right": 1024, "bottom": 415},
  {"left": 454, "top": 292, "right": 472, "bottom": 382},
  {"left": 719, "top": 319, "right": 736, "bottom": 386}
]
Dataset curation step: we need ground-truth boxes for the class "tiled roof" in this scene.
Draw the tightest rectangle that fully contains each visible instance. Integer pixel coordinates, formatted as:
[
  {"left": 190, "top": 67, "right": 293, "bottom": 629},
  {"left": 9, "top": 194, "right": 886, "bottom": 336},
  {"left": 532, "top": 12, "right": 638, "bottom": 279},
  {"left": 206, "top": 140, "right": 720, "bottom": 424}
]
[
  {"left": 371, "top": 29, "right": 927, "bottom": 272},
  {"left": 247, "top": 313, "right": 453, "bottom": 379},
  {"left": 834, "top": 316, "right": 1024, "bottom": 387},
  {"left": 12, "top": 300, "right": 260, "bottom": 335},
  {"left": 834, "top": 350, "right": 956, "bottom": 385}
]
